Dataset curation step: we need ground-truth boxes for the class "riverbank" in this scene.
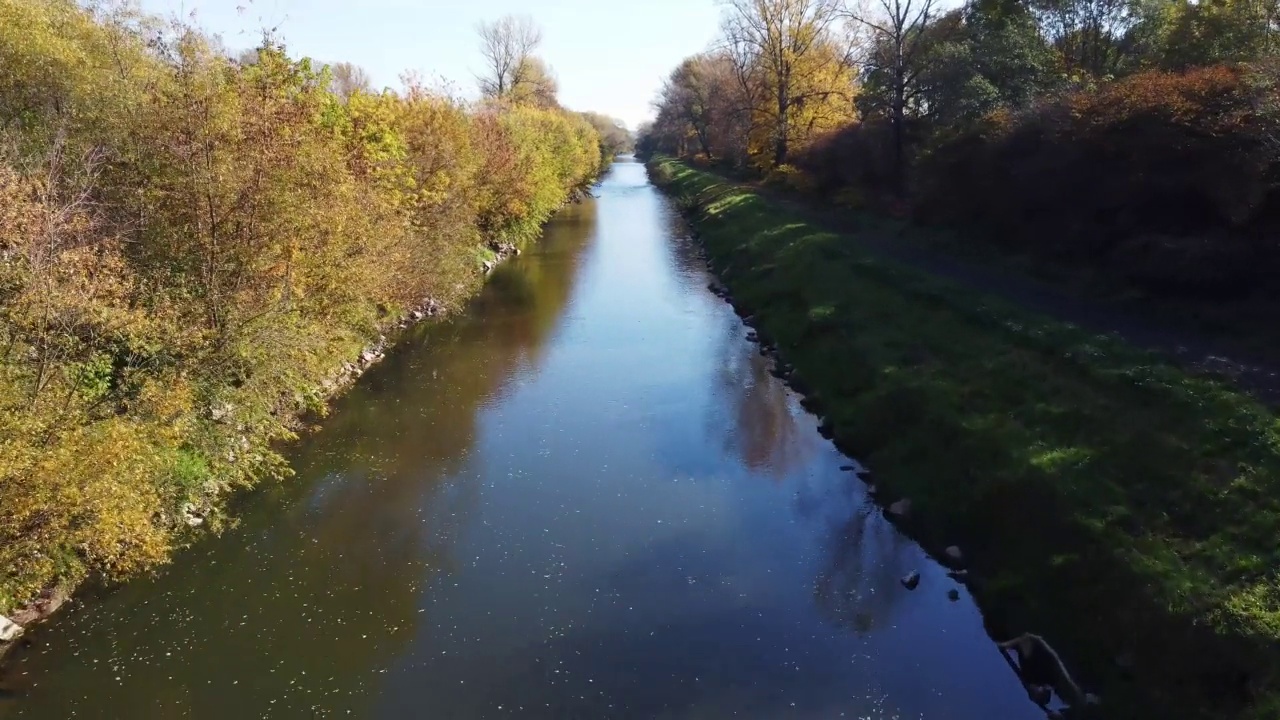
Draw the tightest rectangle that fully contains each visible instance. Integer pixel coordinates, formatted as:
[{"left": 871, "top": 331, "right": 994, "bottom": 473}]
[
  {"left": 679, "top": 159, "right": 1280, "bottom": 405},
  {"left": 0, "top": 210, "right": 563, "bottom": 661},
  {"left": 649, "top": 157, "right": 1280, "bottom": 719},
  {"left": 1, "top": 0, "right": 619, "bottom": 652}
]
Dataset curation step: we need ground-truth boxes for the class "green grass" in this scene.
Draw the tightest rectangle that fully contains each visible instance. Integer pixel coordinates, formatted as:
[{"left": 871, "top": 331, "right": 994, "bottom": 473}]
[{"left": 650, "top": 157, "right": 1280, "bottom": 720}]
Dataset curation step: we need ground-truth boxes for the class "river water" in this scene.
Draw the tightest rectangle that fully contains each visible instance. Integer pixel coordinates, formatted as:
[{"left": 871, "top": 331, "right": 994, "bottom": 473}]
[{"left": 0, "top": 159, "right": 1040, "bottom": 719}]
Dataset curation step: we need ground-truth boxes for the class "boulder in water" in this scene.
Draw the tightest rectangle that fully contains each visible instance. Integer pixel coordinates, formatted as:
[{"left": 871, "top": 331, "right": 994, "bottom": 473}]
[
  {"left": 888, "top": 498, "right": 911, "bottom": 518},
  {"left": 0, "top": 616, "right": 23, "bottom": 642},
  {"left": 900, "top": 571, "right": 921, "bottom": 590}
]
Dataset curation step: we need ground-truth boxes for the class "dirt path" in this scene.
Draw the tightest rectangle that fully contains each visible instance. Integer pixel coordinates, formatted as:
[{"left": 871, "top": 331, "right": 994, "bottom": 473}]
[{"left": 742, "top": 179, "right": 1280, "bottom": 406}]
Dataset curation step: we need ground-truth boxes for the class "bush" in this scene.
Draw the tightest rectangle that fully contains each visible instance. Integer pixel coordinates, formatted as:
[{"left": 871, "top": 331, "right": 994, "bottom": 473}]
[
  {"left": 915, "top": 64, "right": 1280, "bottom": 296},
  {"left": 791, "top": 119, "right": 907, "bottom": 203},
  {"left": 763, "top": 164, "right": 817, "bottom": 195}
]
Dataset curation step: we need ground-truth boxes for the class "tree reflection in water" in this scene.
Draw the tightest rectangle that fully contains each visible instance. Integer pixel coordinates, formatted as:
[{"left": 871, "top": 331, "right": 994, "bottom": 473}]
[
  {"left": 812, "top": 500, "right": 918, "bottom": 637},
  {"left": 709, "top": 319, "right": 811, "bottom": 482}
]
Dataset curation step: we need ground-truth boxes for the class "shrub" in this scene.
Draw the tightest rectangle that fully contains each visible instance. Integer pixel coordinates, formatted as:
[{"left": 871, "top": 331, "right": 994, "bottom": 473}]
[
  {"left": 915, "top": 64, "right": 1280, "bottom": 296},
  {"left": 791, "top": 119, "right": 907, "bottom": 203},
  {"left": 763, "top": 164, "right": 817, "bottom": 195}
]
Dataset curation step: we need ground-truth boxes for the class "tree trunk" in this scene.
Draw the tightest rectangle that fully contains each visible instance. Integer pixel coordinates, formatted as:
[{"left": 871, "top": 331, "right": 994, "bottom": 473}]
[
  {"left": 775, "top": 80, "right": 790, "bottom": 166},
  {"left": 696, "top": 129, "right": 713, "bottom": 159},
  {"left": 892, "top": 50, "right": 907, "bottom": 194},
  {"left": 891, "top": 102, "right": 905, "bottom": 193}
]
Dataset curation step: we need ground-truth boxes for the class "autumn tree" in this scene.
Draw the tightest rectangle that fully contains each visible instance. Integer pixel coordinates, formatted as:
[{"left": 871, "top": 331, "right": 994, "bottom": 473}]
[
  {"left": 659, "top": 54, "right": 725, "bottom": 158},
  {"left": 0, "top": 0, "right": 157, "bottom": 147},
  {"left": 580, "top": 111, "right": 633, "bottom": 163},
  {"left": 509, "top": 56, "right": 560, "bottom": 108},
  {"left": 642, "top": 102, "right": 690, "bottom": 157},
  {"left": 722, "top": 0, "right": 855, "bottom": 166},
  {"left": 647, "top": 53, "right": 740, "bottom": 161},
  {"left": 476, "top": 15, "right": 544, "bottom": 101}
]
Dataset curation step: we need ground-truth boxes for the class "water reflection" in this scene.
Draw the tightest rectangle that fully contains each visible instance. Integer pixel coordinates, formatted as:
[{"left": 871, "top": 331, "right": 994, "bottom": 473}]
[
  {"left": 813, "top": 503, "right": 919, "bottom": 637},
  {"left": 711, "top": 324, "right": 811, "bottom": 481}
]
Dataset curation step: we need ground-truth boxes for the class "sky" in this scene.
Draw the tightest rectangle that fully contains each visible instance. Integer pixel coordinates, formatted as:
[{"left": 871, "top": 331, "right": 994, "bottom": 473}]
[{"left": 137, "top": 0, "right": 726, "bottom": 130}]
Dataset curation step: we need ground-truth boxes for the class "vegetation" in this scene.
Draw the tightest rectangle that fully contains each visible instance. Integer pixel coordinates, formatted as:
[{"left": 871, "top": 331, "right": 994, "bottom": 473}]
[
  {"left": 915, "top": 63, "right": 1280, "bottom": 298},
  {"left": 651, "top": 157, "right": 1280, "bottom": 720},
  {"left": 473, "top": 15, "right": 632, "bottom": 169},
  {"left": 580, "top": 112, "right": 635, "bottom": 170},
  {"left": 0, "top": 1, "right": 610, "bottom": 614},
  {"left": 647, "top": 0, "right": 856, "bottom": 171},
  {"left": 640, "top": 0, "right": 1280, "bottom": 304},
  {"left": 476, "top": 15, "right": 555, "bottom": 107}
]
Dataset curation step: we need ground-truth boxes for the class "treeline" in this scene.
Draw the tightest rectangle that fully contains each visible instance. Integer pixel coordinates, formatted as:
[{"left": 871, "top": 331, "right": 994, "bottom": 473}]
[
  {"left": 473, "top": 14, "right": 634, "bottom": 165},
  {"left": 0, "top": 1, "right": 612, "bottom": 612},
  {"left": 640, "top": 0, "right": 1280, "bottom": 297}
]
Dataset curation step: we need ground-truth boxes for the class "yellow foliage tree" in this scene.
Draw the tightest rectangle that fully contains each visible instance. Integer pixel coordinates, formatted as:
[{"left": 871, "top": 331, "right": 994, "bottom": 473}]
[{"left": 722, "top": 0, "right": 857, "bottom": 167}]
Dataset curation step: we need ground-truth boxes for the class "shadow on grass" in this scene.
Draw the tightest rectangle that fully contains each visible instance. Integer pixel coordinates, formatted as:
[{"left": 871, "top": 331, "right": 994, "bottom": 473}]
[{"left": 651, "top": 158, "right": 1280, "bottom": 720}]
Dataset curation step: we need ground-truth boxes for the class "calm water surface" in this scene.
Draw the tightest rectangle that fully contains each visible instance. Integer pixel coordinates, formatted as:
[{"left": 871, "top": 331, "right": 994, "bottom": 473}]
[{"left": 0, "top": 159, "right": 1040, "bottom": 719}]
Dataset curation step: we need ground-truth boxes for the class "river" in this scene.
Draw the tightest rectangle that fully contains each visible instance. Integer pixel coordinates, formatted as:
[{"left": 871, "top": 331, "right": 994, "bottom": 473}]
[{"left": 0, "top": 158, "right": 1041, "bottom": 719}]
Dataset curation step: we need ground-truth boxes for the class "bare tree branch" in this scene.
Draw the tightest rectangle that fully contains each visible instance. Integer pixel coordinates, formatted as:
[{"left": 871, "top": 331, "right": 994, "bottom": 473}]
[
  {"left": 475, "top": 15, "right": 542, "bottom": 100},
  {"left": 838, "top": 0, "right": 937, "bottom": 190}
]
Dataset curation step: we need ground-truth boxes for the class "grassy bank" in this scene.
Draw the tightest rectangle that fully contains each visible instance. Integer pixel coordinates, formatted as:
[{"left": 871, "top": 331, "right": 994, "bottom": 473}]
[{"left": 649, "top": 157, "right": 1280, "bottom": 719}]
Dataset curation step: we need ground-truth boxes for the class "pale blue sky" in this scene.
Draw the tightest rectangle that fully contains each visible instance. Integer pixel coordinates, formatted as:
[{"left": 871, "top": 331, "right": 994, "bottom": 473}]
[{"left": 139, "top": 0, "right": 725, "bottom": 129}]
